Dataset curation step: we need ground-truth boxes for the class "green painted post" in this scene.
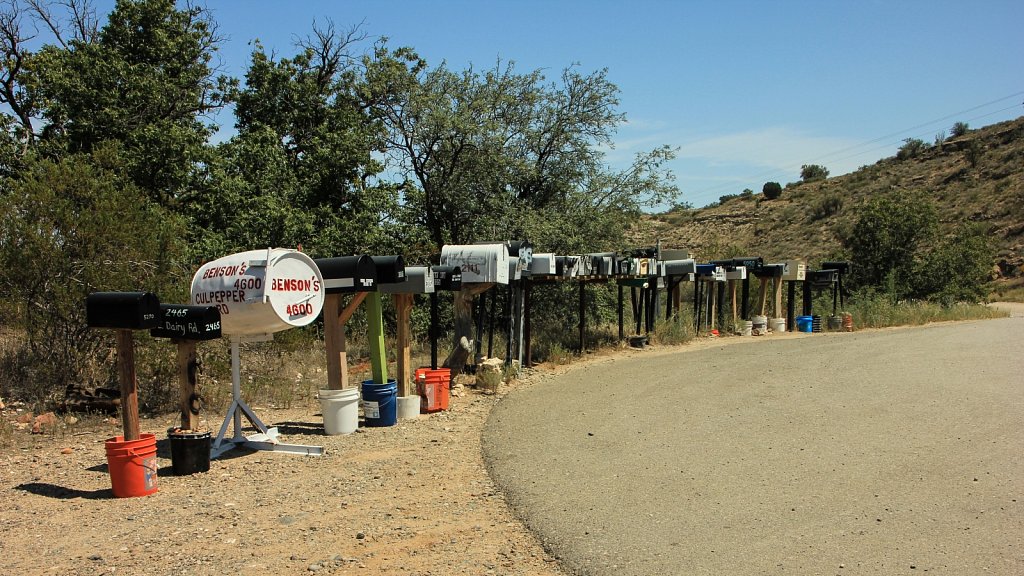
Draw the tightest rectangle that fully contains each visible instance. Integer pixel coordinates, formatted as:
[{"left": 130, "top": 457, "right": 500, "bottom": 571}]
[{"left": 366, "top": 292, "right": 388, "bottom": 384}]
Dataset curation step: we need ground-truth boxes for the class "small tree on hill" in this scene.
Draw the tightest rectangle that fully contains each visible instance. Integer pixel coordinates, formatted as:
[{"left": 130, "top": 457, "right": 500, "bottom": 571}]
[
  {"left": 897, "top": 137, "right": 926, "bottom": 160},
  {"left": 950, "top": 121, "right": 969, "bottom": 138},
  {"left": 800, "top": 164, "right": 829, "bottom": 182},
  {"left": 762, "top": 181, "right": 782, "bottom": 200}
]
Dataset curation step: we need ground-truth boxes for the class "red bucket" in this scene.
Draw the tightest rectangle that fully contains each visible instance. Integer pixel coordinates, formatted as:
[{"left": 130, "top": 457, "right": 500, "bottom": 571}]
[
  {"left": 416, "top": 368, "right": 451, "bottom": 413},
  {"left": 105, "top": 433, "right": 159, "bottom": 498}
]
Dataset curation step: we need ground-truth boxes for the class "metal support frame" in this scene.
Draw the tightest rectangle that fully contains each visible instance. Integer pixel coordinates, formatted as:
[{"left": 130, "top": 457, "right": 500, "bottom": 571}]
[{"left": 211, "top": 335, "right": 323, "bottom": 459}]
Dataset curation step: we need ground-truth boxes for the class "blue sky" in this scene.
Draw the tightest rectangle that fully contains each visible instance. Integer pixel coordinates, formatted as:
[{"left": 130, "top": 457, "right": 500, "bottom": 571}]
[{"left": 118, "top": 1, "right": 1024, "bottom": 208}]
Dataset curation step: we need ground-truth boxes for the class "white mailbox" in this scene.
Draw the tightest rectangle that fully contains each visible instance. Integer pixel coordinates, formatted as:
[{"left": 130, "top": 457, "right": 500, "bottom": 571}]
[
  {"left": 556, "top": 256, "right": 581, "bottom": 278},
  {"left": 529, "top": 253, "right": 557, "bottom": 276},
  {"left": 725, "top": 266, "right": 747, "bottom": 280},
  {"left": 440, "top": 244, "right": 509, "bottom": 284},
  {"left": 779, "top": 260, "right": 807, "bottom": 281},
  {"left": 191, "top": 248, "right": 324, "bottom": 336}
]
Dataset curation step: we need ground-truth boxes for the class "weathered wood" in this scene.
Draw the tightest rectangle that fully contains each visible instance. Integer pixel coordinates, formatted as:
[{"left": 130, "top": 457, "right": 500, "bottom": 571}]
[
  {"left": 756, "top": 277, "right": 769, "bottom": 316},
  {"left": 116, "top": 330, "right": 140, "bottom": 441},
  {"left": 177, "top": 340, "right": 199, "bottom": 430},
  {"left": 774, "top": 277, "right": 784, "bottom": 319},
  {"left": 338, "top": 291, "right": 368, "bottom": 326},
  {"left": 443, "top": 283, "right": 494, "bottom": 376},
  {"left": 323, "top": 294, "right": 349, "bottom": 390},
  {"left": 366, "top": 293, "right": 388, "bottom": 384},
  {"left": 393, "top": 293, "right": 413, "bottom": 397},
  {"left": 730, "top": 280, "right": 738, "bottom": 327}
]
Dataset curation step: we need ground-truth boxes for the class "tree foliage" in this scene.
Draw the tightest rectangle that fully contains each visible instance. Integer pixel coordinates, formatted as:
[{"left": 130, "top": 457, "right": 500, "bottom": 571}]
[
  {"left": 844, "top": 193, "right": 992, "bottom": 304},
  {"left": 800, "top": 164, "right": 829, "bottom": 182},
  {"left": 762, "top": 181, "right": 782, "bottom": 200}
]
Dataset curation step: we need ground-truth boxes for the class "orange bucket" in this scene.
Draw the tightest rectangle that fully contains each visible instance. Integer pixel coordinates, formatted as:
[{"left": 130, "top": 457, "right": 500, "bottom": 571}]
[
  {"left": 416, "top": 368, "right": 451, "bottom": 413},
  {"left": 842, "top": 312, "right": 854, "bottom": 332},
  {"left": 105, "top": 433, "right": 159, "bottom": 498}
]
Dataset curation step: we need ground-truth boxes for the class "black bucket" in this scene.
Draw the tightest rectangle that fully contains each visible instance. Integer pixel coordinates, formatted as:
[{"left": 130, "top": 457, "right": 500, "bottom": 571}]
[{"left": 168, "top": 429, "right": 211, "bottom": 475}]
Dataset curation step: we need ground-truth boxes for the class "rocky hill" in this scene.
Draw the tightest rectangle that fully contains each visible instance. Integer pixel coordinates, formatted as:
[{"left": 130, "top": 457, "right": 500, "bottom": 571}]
[{"left": 634, "top": 116, "right": 1024, "bottom": 290}]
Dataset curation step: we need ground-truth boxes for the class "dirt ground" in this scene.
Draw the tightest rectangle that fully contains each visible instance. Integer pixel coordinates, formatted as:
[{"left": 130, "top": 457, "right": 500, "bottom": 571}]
[{"left": 0, "top": 370, "right": 570, "bottom": 576}]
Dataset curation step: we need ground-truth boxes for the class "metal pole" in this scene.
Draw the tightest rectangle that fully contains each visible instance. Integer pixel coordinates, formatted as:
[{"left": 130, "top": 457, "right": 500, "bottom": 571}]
[
  {"left": 618, "top": 283, "right": 624, "bottom": 340},
  {"left": 430, "top": 292, "right": 439, "bottom": 369}
]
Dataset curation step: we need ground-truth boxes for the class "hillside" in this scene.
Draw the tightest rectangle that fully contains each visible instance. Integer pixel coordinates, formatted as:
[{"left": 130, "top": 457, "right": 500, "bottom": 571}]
[{"left": 634, "top": 116, "right": 1024, "bottom": 288}]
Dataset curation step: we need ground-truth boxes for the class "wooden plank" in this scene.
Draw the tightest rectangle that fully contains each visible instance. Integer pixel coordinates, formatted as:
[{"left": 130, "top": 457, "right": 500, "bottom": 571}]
[
  {"left": 323, "top": 294, "right": 346, "bottom": 390},
  {"left": 177, "top": 340, "right": 198, "bottom": 430},
  {"left": 338, "top": 291, "right": 368, "bottom": 326},
  {"left": 116, "top": 330, "right": 140, "bottom": 441},
  {"left": 393, "top": 293, "right": 413, "bottom": 397},
  {"left": 773, "top": 278, "right": 784, "bottom": 319},
  {"left": 366, "top": 293, "right": 388, "bottom": 385},
  {"left": 443, "top": 283, "right": 495, "bottom": 376},
  {"left": 756, "top": 277, "right": 769, "bottom": 316}
]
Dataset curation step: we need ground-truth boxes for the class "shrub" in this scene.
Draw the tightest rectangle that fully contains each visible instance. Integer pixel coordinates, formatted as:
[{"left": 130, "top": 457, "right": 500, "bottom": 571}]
[
  {"left": 950, "top": 121, "right": 969, "bottom": 138},
  {"left": 800, "top": 164, "right": 829, "bottom": 182},
  {"left": 810, "top": 193, "right": 843, "bottom": 221},
  {"left": 897, "top": 138, "right": 927, "bottom": 160},
  {"left": 762, "top": 181, "right": 782, "bottom": 200}
]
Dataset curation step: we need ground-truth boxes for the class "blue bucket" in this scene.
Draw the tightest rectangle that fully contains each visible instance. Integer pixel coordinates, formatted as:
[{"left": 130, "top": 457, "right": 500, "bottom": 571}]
[
  {"left": 796, "top": 315, "right": 814, "bottom": 333},
  {"left": 361, "top": 379, "right": 398, "bottom": 427}
]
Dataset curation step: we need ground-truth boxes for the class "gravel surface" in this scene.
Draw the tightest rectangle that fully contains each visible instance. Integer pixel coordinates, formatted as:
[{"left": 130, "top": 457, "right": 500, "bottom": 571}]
[
  {"left": 484, "top": 317, "right": 1024, "bottom": 575},
  {"left": 1, "top": 378, "right": 566, "bottom": 576}
]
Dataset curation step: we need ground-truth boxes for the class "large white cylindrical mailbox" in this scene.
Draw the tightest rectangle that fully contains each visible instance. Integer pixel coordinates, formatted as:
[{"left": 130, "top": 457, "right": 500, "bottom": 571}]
[{"left": 190, "top": 248, "right": 325, "bottom": 336}]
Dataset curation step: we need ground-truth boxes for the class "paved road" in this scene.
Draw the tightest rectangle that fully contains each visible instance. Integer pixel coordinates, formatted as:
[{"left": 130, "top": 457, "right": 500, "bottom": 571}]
[{"left": 483, "top": 318, "right": 1024, "bottom": 575}]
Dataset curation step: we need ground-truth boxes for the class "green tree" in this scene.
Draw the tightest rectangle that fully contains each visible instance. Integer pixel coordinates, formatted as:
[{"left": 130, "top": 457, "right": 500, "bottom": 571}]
[
  {"left": 800, "top": 164, "right": 829, "bottom": 182},
  {"left": 896, "top": 137, "right": 926, "bottom": 160},
  {"left": 0, "top": 146, "right": 185, "bottom": 405},
  {"left": 364, "top": 50, "right": 678, "bottom": 252},
  {"left": 28, "top": 0, "right": 233, "bottom": 205},
  {"left": 950, "top": 121, "right": 969, "bottom": 138},
  {"left": 914, "top": 224, "right": 994, "bottom": 305},
  {"left": 762, "top": 181, "right": 782, "bottom": 200},
  {"left": 844, "top": 193, "right": 937, "bottom": 298},
  {"left": 185, "top": 23, "right": 396, "bottom": 260}
]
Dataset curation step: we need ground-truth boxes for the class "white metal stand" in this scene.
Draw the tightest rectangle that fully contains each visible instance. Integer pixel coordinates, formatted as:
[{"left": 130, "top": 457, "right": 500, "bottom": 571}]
[{"left": 210, "top": 335, "right": 323, "bottom": 459}]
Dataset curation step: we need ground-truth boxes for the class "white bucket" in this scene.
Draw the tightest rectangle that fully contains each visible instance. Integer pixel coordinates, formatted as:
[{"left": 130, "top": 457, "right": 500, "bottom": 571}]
[
  {"left": 752, "top": 315, "right": 768, "bottom": 336},
  {"left": 320, "top": 388, "right": 359, "bottom": 435},
  {"left": 770, "top": 317, "right": 786, "bottom": 333},
  {"left": 739, "top": 320, "right": 753, "bottom": 336},
  {"left": 396, "top": 396, "right": 420, "bottom": 421}
]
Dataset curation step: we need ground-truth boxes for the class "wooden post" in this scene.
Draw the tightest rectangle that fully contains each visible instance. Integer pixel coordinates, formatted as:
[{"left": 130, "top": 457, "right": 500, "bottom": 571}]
[
  {"left": 617, "top": 283, "right": 624, "bottom": 340},
  {"left": 116, "top": 330, "right": 140, "bottom": 441},
  {"left": 756, "top": 277, "right": 769, "bottom": 316},
  {"left": 578, "top": 281, "right": 586, "bottom": 352},
  {"left": 787, "top": 281, "right": 797, "bottom": 330},
  {"left": 324, "top": 294, "right": 346, "bottom": 390},
  {"left": 366, "top": 292, "right": 388, "bottom": 385},
  {"left": 672, "top": 280, "right": 682, "bottom": 319},
  {"left": 444, "top": 283, "right": 494, "bottom": 376},
  {"left": 393, "top": 293, "right": 413, "bottom": 397},
  {"left": 177, "top": 340, "right": 198, "bottom": 430},
  {"left": 774, "top": 277, "right": 784, "bottom": 319},
  {"left": 730, "top": 279, "right": 738, "bottom": 328},
  {"left": 524, "top": 282, "right": 533, "bottom": 368}
]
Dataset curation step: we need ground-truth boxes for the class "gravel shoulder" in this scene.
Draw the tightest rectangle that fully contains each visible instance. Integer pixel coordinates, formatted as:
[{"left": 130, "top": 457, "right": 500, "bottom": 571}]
[{"left": 1, "top": 377, "right": 566, "bottom": 576}]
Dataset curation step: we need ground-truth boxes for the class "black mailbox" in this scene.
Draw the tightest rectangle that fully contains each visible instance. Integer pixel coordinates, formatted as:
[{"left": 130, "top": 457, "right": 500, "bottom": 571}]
[
  {"left": 432, "top": 265, "right": 462, "bottom": 291},
  {"left": 754, "top": 263, "right": 785, "bottom": 277},
  {"left": 150, "top": 304, "right": 222, "bottom": 341},
  {"left": 731, "top": 256, "right": 764, "bottom": 270},
  {"left": 86, "top": 291, "right": 161, "bottom": 330},
  {"left": 371, "top": 255, "right": 407, "bottom": 285},
  {"left": 808, "top": 269, "right": 839, "bottom": 287},
  {"left": 821, "top": 261, "right": 852, "bottom": 275},
  {"left": 315, "top": 255, "right": 378, "bottom": 293}
]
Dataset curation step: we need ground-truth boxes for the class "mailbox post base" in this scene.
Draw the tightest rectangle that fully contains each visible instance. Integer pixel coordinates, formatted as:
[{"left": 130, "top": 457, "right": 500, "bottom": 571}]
[{"left": 211, "top": 337, "right": 322, "bottom": 460}]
